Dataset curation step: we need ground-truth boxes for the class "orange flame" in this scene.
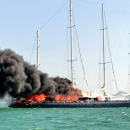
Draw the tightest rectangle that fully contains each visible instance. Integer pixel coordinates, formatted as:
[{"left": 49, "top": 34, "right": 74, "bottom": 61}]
[
  {"left": 27, "top": 94, "right": 49, "bottom": 102},
  {"left": 69, "top": 83, "right": 73, "bottom": 87},
  {"left": 15, "top": 99, "right": 21, "bottom": 103},
  {"left": 15, "top": 89, "right": 81, "bottom": 102},
  {"left": 72, "top": 90, "right": 81, "bottom": 95},
  {"left": 27, "top": 92, "right": 80, "bottom": 102},
  {"left": 55, "top": 94, "right": 79, "bottom": 101}
]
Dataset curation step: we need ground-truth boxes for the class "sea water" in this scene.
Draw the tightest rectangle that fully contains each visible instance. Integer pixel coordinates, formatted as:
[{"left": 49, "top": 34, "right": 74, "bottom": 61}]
[{"left": 0, "top": 106, "right": 130, "bottom": 130}]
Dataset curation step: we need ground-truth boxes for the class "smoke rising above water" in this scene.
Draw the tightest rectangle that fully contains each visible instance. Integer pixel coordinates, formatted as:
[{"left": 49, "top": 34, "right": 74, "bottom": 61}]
[{"left": 0, "top": 49, "right": 76, "bottom": 99}]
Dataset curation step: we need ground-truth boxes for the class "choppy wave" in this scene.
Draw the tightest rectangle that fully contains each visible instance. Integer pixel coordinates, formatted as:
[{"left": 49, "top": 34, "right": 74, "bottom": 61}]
[{"left": 0, "top": 108, "right": 130, "bottom": 130}]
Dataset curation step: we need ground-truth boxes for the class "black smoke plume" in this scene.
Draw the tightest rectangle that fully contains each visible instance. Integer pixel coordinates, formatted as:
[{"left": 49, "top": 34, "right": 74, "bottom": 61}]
[{"left": 0, "top": 49, "right": 77, "bottom": 99}]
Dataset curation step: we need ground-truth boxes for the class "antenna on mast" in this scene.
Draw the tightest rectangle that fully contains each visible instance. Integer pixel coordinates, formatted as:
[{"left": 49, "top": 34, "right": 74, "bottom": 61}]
[{"left": 37, "top": 29, "right": 40, "bottom": 71}]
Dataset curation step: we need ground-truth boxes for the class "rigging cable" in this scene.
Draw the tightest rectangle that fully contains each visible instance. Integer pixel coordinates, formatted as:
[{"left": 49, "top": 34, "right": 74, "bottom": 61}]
[
  {"left": 72, "top": 9, "right": 89, "bottom": 89},
  {"left": 114, "top": 21, "right": 129, "bottom": 62},
  {"left": 30, "top": 32, "right": 37, "bottom": 64},
  {"left": 40, "top": 0, "right": 69, "bottom": 30},
  {"left": 104, "top": 13, "right": 118, "bottom": 92},
  {"left": 74, "top": 26, "right": 79, "bottom": 88}
]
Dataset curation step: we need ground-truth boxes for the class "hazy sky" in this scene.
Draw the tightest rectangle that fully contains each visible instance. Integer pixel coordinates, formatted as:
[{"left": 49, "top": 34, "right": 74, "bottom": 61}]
[{"left": 0, "top": 0, "right": 130, "bottom": 95}]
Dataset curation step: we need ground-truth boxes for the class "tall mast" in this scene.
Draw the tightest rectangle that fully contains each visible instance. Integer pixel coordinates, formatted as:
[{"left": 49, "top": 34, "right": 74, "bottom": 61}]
[
  {"left": 37, "top": 29, "right": 40, "bottom": 71},
  {"left": 70, "top": 0, "right": 74, "bottom": 86},
  {"left": 128, "top": 31, "right": 130, "bottom": 93},
  {"left": 102, "top": 4, "right": 106, "bottom": 94}
]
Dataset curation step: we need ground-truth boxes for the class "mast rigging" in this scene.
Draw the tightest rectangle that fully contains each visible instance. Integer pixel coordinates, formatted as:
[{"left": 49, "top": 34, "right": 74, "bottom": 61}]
[{"left": 37, "top": 29, "right": 40, "bottom": 71}]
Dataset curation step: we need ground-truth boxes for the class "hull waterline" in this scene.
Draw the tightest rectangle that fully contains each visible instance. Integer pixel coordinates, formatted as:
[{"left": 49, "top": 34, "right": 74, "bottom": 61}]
[{"left": 9, "top": 101, "right": 130, "bottom": 108}]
